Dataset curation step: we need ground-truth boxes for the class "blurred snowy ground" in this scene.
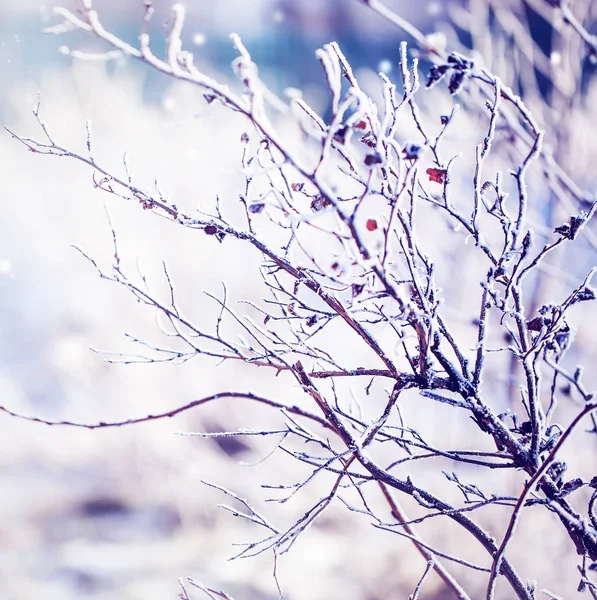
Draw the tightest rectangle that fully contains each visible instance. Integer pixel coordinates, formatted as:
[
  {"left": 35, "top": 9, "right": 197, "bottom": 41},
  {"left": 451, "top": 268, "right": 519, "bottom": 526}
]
[{"left": 0, "top": 3, "right": 459, "bottom": 599}]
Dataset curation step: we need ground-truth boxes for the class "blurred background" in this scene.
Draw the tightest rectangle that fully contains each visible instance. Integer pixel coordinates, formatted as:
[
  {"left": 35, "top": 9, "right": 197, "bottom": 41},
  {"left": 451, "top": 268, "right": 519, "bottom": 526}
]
[{"left": 1, "top": 1, "right": 597, "bottom": 599}]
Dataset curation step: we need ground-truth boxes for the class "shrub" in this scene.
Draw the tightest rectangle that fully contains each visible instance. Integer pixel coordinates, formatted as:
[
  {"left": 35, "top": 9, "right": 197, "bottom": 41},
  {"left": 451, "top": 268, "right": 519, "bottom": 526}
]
[{"left": 7, "top": 1, "right": 597, "bottom": 598}]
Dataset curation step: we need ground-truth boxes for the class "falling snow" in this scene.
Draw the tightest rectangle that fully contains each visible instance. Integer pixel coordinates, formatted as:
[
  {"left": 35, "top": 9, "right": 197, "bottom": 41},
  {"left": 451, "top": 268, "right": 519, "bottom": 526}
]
[
  {"left": 378, "top": 59, "right": 392, "bottom": 74},
  {"left": 192, "top": 32, "right": 206, "bottom": 46},
  {"left": 0, "top": 259, "right": 13, "bottom": 277}
]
